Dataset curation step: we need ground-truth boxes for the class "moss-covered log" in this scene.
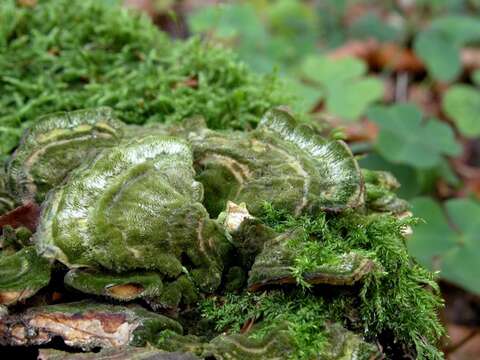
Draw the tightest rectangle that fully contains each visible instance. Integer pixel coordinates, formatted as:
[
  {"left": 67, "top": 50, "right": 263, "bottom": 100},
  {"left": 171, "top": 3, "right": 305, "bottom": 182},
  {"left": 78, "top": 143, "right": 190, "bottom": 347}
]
[{"left": 0, "top": 301, "right": 182, "bottom": 349}]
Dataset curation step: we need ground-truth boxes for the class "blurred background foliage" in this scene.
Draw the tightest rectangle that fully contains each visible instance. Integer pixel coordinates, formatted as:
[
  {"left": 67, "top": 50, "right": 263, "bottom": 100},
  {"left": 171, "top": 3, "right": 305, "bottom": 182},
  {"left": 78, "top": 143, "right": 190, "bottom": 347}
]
[
  {"left": 174, "top": 0, "right": 480, "bottom": 298},
  {"left": 124, "top": 0, "right": 480, "bottom": 356}
]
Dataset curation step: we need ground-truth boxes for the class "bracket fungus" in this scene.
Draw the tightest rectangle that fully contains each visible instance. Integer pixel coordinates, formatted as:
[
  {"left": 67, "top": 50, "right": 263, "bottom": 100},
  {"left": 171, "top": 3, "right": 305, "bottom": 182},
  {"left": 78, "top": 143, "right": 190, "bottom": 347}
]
[
  {"left": 190, "top": 109, "right": 364, "bottom": 217},
  {"left": 7, "top": 108, "right": 124, "bottom": 203},
  {"left": 0, "top": 107, "right": 444, "bottom": 359},
  {"left": 0, "top": 301, "right": 182, "bottom": 350}
]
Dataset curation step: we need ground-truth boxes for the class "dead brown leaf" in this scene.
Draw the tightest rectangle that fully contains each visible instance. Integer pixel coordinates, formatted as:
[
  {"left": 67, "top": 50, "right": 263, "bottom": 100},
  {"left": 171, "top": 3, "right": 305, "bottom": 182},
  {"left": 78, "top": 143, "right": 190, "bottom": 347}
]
[
  {"left": 0, "top": 202, "right": 40, "bottom": 232},
  {"left": 329, "top": 40, "right": 424, "bottom": 73}
]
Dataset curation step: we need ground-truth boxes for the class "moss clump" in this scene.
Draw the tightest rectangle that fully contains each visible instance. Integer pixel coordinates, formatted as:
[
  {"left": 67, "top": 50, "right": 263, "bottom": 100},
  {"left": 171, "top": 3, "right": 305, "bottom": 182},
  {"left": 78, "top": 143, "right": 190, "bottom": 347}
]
[
  {"left": 0, "top": 0, "right": 287, "bottom": 162},
  {"left": 199, "top": 204, "right": 445, "bottom": 359},
  {"left": 200, "top": 292, "right": 330, "bottom": 357}
]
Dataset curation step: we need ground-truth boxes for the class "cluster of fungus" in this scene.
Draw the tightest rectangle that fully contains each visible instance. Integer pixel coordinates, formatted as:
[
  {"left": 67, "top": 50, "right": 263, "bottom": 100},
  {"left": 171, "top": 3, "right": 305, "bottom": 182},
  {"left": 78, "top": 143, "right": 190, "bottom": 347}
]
[{"left": 0, "top": 107, "right": 444, "bottom": 359}]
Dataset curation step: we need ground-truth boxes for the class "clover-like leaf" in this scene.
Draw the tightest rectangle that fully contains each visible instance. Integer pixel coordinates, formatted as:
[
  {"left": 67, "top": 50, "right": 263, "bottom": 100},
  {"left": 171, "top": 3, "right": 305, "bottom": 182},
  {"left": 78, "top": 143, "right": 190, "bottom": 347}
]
[
  {"left": 326, "top": 78, "right": 384, "bottom": 121},
  {"left": 284, "top": 78, "right": 323, "bottom": 112},
  {"left": 368, "top": 103, "right": 461, "bottom": 168},
  {"left": 302, "top": 56, "right": 366, "bottom": 85},
  {"left": 300, "top": 56, "right": 383, "bottom": 121},
  {"left": 414, "top": 30, "right": 461, "bottom": 82},
  {"left": 443, "top": 85, "right": 480, "bottom": 137},
  {"left": 408, "top": 197, "right": 480, "bottom": 295},
  {"left": 349, "top": 13, "right": 402, "bottom": 42},
  {"left": 414, "top": 16, "right": 480, "bottom": 82},
  {"left": 429, "top": 15, "right": 480, "bottom": 44}
]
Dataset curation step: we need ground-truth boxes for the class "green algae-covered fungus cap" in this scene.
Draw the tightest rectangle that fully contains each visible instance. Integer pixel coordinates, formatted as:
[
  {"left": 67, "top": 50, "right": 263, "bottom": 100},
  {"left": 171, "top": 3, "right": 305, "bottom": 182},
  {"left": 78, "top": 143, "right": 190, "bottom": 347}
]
[
  {"left": 0, "top": 246, "right": 51, "bottom": 305},
  {"left": 193, "top": 108, "right": 364, "bottom": 217},
  {"left": 35, "top": 135, "right": 231, "bottom": 306},
  {"left": 7, "top": 108, "right": 124, "bottom": 203}
]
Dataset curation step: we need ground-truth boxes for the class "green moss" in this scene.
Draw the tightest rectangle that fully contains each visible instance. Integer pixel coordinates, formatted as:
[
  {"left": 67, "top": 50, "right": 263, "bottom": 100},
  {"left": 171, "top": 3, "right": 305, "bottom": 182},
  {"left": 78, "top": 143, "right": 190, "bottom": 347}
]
[
  {"left": 36, "top": 347, "right": 188, "bottom": 360},
  {"left": 224, "top": 266, "right": 247, "bottom": 292},
  {"left": 199, "top": 291, "right": 378, "bottom": 359},
  {"left": 198, "top": 203, "right": 444, "bottom": 358},
  {"left": 0, "top": 0, "right": 287, "bottom": 163},
  {"left": 246, "top": 225, "right": 376, "bottom": 291},
  {"left": 159, "top": 275, "right": 199, "bottom": 309},
  {"left": 206, "top": 322, "right": 297, "bottom": 359},
  {"left": 0, "top": 225, "right": 33, "bottom": 250},
  {"left": 200, "top": 292, "right": 332, "bottom": 355},
  {"left": 156, "top": 330, "right": 206, "bottom": 356},
  {"left": 256, "top": 205, "right": 445, "bottom": 359}
]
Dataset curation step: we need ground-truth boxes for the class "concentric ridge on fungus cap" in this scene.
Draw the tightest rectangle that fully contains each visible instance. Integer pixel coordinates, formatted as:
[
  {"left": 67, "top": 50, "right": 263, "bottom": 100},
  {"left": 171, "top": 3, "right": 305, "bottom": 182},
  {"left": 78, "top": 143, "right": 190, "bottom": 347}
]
[
  {"left": 192, "top": 108, "right": 364, "bottom": 217},
  {"left": 256, "top": 108, "right": 364, "bottom": 211},
  {"left": 7, "top": 107, "right": 124, "bottom": 203},
  {"left": 35, "top": 134, "right": 230, "bottom": 299},
  {"left": 0, "top": 246, "right": 51, "bottom": 305}
]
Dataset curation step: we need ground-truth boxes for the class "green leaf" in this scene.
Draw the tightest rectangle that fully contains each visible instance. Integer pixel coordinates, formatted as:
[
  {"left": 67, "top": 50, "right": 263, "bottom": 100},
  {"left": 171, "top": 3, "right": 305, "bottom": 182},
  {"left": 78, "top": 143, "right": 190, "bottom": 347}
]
[
  {"left": 326, "top": 78, "right": 384, "bottom": 121},
  {"left": 414, "top": 30, "right": 461, "bottom": 82},
  {"left": 188, "top": 4, "right": 266, "bottom": 42},
  {"left": 368, "top": 103, "right": 461, "bottom": 168},
  {"left": 409, "top": 197, "right": 480, "bottom": 295},
  {"left": 414, "top": 16, "right": 480, "bottom": 82},
  {"left": 435, "top": 160, "right": 460, "bottom": 187},
  {"left": 300, "top": 56, "right": 383, "bottom": 121},
  {"left": 348, "top": 13, "right": 402, "bottom": 42},
  {"left": 471, "top": 70, "right": 480, "bottom": 86},
  {"left": 429, "top": 15, "right": 480, "bottom": 44},
  {"left": 443, "top": 85, "right": 480, "bottom": 137},
  {"left": 187, "top": 2, "right": 318, "bottom": 74},
  {"left": 284, "top": 77, "right": 323, "bottom": 112},
  {"left": 301, "top": 56, "right": 366, "bottom": 85},
  {"left": 188, "top": 3, "right": 271, "bottom": 74},
  {"left": 266, "top": 0, "right": 318, "bottom": 59}
]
